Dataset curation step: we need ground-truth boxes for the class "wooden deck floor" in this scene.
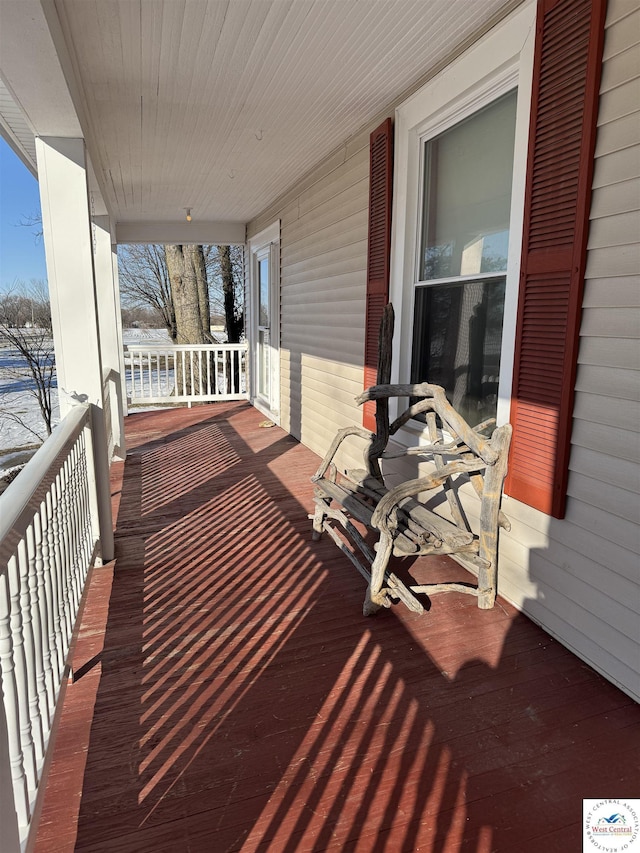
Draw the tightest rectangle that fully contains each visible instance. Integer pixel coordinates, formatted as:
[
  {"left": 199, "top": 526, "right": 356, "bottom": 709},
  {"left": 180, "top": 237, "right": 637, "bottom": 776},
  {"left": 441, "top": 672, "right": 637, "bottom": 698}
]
[{"left": 33, "top": 402, "right": 639, "bottom": 852}]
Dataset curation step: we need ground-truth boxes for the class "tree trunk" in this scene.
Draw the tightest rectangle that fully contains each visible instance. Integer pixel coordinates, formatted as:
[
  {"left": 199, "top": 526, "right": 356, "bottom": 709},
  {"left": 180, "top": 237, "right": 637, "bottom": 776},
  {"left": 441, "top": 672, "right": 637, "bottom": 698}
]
[
  {"left": 219, "top": 245, "right": 243, "bottom": 344},
  {"left": 190, "top": 244, "right": 212, "bottom": 342},
  {"left": 218, "top": 245, "right": 243, "bottom": 391},
  {"left": 165, "top": 244, "right": 209, "bottom": 394}
]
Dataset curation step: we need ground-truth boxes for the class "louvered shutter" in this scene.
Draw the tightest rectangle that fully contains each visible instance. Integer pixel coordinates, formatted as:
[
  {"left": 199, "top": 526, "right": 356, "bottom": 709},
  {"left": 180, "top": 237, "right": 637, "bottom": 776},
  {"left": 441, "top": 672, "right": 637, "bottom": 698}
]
[
  {"left": 505, "top": 0, "right": 606, "bottom": 518},
  {"left": 363, "top": 118, "right": 393, "bottom": 431}
]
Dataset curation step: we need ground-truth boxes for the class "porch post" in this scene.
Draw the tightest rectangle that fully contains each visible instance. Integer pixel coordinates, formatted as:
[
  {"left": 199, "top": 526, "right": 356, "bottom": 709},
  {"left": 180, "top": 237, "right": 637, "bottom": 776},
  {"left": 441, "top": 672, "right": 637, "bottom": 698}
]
[
  {"left": 93, "top": 214, "right": 127, "bottom": 460},
  {"left": 35, "top": 137, "right": 114, "bottom": 562}
]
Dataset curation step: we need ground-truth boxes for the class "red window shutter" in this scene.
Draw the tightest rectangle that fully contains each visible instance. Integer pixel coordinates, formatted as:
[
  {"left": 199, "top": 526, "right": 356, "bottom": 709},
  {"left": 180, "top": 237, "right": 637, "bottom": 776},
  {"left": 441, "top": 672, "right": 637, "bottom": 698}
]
[
  {"left": 363, "top": 118, "right": 393, "bottom": 431},
  {"left": 505, "top": 0, "right": 606, "bottom": 518}
]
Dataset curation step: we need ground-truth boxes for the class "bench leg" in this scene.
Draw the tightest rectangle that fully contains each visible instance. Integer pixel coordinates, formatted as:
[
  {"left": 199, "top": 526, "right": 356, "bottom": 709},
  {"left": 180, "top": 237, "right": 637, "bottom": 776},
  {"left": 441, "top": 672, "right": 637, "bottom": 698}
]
[
  {"left": 363, "top": 535, "right": 393, "bottom": 616},
  {"left": 312, "top": 496, "right": 331, "bottom": 541},
  {"left": 478, "top": 519, "right": 499, "bottom": 608}
]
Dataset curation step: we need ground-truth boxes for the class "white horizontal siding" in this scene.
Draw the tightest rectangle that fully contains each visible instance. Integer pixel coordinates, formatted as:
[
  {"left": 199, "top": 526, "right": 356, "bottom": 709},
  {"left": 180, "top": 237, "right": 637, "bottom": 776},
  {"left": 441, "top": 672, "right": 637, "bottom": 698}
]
[
  {"left": 583, "top": 275, "right": 640, "bottom": 307},
  {"left": 574, "top": 364, "right": 640, "bottom": 399},
  {"left": 500, "top": 0, "right": 640, "bottom": 701},
  {"left": 578, "top": 335, "right": 639, "bottom": 368},
  {"left": 249, "top": 130, "right": 370, "bottom": 469},
  {"left": 571, "top": 420, "right": 639, "bottom": 462}
]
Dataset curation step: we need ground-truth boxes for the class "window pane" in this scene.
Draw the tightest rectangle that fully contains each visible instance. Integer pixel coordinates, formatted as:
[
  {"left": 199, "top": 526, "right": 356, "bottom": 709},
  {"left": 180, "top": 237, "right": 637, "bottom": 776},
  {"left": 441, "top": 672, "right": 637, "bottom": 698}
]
[
  {"left": 258, "top": 328, "right": 270, "bottom": 397},
  {"left": 420, "top": 90, "right": 517, "bottom": 281},
  {"left": 259, "top": 257, "right": 269, "bottom": 327},
  {"left": 411, "top": 278, "right": 506, "bottom": 426}
]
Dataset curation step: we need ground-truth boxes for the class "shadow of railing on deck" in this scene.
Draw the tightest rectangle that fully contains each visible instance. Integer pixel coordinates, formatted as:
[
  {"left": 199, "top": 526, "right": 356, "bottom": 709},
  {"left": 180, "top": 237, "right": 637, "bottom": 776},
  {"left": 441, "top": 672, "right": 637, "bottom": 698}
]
[{"left": 67, "top": 404, "right": 639, "bottom": 853}]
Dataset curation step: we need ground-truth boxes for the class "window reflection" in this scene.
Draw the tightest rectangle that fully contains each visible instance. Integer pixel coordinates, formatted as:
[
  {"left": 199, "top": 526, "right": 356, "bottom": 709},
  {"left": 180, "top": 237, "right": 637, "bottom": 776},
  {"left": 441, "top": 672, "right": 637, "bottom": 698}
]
[
  {"left": 419, "top": 90, "right": 517, "bottom": 282},
  {"left": 259, "top": 257, "right": 269, "bottom": 327},
  {"left": 411, "top": 278, "right": 506, "bottom": 426}
]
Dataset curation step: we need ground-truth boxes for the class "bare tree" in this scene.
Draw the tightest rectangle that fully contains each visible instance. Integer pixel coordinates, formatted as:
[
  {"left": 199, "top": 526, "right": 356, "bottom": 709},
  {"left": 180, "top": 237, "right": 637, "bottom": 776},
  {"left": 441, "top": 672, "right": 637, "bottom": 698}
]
[
  {"left": 118, "top": 244, "right": 177, "bottom": 339},
  {"left": 118, "top": 243, "right": 244, "bottom": 396},
  {"left": 0, "top": 281, "right": 56, "bottom": 441},
  {"left": 118, "top": 243, "right": 244, "bottom": 342}
]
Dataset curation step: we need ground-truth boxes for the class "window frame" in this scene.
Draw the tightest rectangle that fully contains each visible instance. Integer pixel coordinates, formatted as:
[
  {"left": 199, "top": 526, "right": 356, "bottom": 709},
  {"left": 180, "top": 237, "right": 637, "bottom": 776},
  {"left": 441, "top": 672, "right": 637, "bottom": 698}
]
[
  {"left": 247, "top": 220, "right": 280, "bottom": 422},
  {"left": 388, "top": 0, "right": 536, "bottom": 444}
]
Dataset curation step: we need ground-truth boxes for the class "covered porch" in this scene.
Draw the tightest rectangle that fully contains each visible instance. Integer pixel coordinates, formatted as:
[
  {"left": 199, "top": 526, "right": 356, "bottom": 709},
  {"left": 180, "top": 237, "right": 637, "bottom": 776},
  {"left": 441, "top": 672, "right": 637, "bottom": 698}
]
[{"left": 33, "top": 402, "right": 638, "bottom": 852}]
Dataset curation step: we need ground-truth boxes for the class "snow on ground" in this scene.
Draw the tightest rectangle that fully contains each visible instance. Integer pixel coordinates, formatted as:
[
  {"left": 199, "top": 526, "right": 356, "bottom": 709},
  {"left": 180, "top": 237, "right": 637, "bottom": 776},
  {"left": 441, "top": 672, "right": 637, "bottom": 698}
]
[
  {"left": 0, "top": 338, "right": 60, "bottom": 479},
  {"left": 0, "top": 329, "right": 172, "bottom": 480},
  {"left": 122, "top": 327, "right": 171, "bottom": 345}
]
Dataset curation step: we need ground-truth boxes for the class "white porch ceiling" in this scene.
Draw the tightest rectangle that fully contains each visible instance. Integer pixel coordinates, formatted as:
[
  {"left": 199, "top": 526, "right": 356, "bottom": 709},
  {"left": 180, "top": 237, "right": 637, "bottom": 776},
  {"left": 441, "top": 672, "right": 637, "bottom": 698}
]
[{"left": 0, "top": 0, "right": 522, "bottom": 233}]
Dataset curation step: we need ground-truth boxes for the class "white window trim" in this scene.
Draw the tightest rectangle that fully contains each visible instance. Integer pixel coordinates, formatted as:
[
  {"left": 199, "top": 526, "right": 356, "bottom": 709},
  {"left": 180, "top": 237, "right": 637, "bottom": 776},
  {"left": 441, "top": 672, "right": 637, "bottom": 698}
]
[
  {"left": 389, "top": 0, "right": 536, "bottom": 443},
  {"left": 247, "top": 220, "right": 281, "bottom": 422}
]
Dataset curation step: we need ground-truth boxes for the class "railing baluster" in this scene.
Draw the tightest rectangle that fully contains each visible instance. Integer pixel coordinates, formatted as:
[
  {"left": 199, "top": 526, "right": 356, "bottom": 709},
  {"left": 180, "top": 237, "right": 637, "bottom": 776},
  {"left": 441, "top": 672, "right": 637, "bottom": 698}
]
[
  {"left": 41, "top": 495, "right": 61, "bottom": 696},
  {"left": 32, "top": 512, "right": 54, "bottom": 725},
  {"left": 59, "top": 456, "right": 76, "bottom": 622},
  {"left": 19, "top": 536, "right": 45, "bottom": 765},
  {"left": 81, "top": 433, "right": 94, "bottom": 576},
  {"left": 137, "top": 351, "right": 143, "bottom": 400},
  {"left": 45, "top": 490, "right": 64, "bottom": 684},
  {"left": 7, "top": 554, "right": 38, "bottom": 794},
  {"left": 52, "top": 474, "right": 72, "bottom": 655},
  {"left": 65, "top": 446, "right": 81, "bottom": 610},
  {"left": 74, "top": 436, "right": 88, "bottom": 591},
  {"left": 79, "top": 433, "right": 90, "bottom": 574},
  {"left": 0, "top": 567, "right": 31, "bottom": 829}
]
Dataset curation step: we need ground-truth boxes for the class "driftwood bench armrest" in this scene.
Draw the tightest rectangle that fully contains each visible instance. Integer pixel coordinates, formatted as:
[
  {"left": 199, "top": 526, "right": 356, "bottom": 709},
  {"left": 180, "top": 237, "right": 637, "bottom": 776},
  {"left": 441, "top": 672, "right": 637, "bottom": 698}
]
[
  {"left": 356, "top": 383, "right": 500, "bottom": 466},
  {"left": 312, "top": 425, "right": 373, "bottom": 482},
  {"left": 370, "top": 459, "right": 484, "bottom": 538}
]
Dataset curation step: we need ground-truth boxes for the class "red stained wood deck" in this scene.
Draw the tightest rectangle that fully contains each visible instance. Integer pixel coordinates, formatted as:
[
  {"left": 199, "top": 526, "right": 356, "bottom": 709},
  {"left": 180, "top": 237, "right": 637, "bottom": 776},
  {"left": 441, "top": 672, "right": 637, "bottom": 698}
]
[{"left": 33, "top": 402, "right": 639, "bottom": 852}]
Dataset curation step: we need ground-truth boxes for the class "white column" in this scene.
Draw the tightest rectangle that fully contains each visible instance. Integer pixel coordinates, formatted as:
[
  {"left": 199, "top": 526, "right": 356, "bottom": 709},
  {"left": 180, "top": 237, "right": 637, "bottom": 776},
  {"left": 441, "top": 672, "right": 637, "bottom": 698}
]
[
  {"left": 111, "top": 246, "right": 130, "bottom": 421},
  {"left": 35, "top": 137, "right": 114, "bottom": 562},
  {"left": 93, "top": 214, "right": 126, "bottom": 459}
]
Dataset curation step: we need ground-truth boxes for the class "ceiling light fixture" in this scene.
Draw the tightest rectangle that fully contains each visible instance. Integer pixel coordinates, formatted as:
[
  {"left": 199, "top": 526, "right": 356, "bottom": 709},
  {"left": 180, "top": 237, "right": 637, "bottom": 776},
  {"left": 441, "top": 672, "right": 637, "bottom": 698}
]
[{"left": 185, "top": 208, "right": 192, "bottom": 222}]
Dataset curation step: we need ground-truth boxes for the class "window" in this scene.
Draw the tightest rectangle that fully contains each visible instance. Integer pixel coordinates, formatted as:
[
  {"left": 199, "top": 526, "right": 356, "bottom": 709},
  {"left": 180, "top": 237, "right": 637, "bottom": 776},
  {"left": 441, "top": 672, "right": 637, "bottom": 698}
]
[
  {"left": 257, "top": 252, "right": 270, "bottom": 399},
  {"left": 389, "top": 1, "right": 536, "bottom": 439},
  {"left": 411, "top": 91, "right": 517, "bottom": 426}
]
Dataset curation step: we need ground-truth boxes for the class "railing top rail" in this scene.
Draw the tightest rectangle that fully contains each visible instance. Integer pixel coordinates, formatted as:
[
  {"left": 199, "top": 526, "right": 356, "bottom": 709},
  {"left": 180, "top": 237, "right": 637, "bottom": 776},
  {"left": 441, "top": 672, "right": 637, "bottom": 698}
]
[
  {"left": 0, "top": 402, "right": 90, "bottom": 559},
  {"left": 125, "top": 342, "right": 247, "bottom": 352}
]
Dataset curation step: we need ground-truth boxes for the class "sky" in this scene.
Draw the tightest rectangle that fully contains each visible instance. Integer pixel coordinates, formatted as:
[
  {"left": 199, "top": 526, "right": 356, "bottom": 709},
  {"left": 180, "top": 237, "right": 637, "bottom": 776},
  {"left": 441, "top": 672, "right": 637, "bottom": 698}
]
[{"left": 0, "top": 137, "right": 47, "bottom": 291}]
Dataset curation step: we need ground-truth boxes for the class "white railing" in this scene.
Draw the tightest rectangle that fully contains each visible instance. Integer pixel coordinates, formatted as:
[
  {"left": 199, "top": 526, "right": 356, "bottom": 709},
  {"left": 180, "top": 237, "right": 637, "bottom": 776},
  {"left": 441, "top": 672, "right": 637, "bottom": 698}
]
[
  {"left": 0, "top": 403, "right": 99, "bottom": 851},
  {"left": 125, "top": 342, "right": 248, "bottom": 405}
]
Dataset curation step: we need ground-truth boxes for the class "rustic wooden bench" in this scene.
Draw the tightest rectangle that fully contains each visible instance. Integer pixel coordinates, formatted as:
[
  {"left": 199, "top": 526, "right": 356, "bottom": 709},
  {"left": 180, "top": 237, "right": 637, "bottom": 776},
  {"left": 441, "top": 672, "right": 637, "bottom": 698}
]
[{"left": 310, "top": 305, "right": 512, "bottom": 616}]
